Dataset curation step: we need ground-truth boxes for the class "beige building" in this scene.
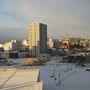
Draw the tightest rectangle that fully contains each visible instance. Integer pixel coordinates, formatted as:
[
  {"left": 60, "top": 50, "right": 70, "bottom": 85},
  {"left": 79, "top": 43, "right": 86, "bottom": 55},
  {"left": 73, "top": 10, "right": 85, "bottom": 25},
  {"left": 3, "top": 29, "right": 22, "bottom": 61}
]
[
  {"left": 28, "top": 22, "right": 47, "bottom": 56},
  {"left": 22, "top": 40, "right": 29, "bottom": 47},
  {"left": 0, "top": 44, "right": 3, "bottom": 48},
  {"left": 3, "top": 42, "right": 13, "bottom": 51},
  {"left": 47, "top": 38, "right": 54, "bottom": 48},
  {"left": 2, "top": 40, "right": 17, "bottom": 51}
]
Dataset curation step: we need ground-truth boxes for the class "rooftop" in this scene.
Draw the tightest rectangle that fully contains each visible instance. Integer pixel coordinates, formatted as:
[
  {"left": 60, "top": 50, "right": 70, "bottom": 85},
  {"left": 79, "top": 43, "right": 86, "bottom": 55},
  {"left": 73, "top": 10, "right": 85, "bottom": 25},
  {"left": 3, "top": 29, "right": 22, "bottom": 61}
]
[{"left": 0, "top": 68, "right": 42, "bottom": 90}]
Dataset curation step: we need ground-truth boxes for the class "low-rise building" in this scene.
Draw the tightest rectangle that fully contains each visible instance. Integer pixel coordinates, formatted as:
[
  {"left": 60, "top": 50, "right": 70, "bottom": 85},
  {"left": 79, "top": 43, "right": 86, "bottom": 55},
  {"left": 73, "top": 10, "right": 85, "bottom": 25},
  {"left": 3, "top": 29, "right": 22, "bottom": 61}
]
[
  {"left": 22, "top": 40, "right": 29, "bottom": 47},
  {"left": 21, "top": 40, "right": 29, "bottom": 52},
  {"left": 47, "top": 38, "right": 54, "bottom": 49},
  {"left": 2, "top": 40, "right": 18, "bottom": 52},
  {"left": 60, "top": 40, "right": 69, "bottom": 50},
  {"left": 0, "top": 44, "right": 3, "bottom": 48}
]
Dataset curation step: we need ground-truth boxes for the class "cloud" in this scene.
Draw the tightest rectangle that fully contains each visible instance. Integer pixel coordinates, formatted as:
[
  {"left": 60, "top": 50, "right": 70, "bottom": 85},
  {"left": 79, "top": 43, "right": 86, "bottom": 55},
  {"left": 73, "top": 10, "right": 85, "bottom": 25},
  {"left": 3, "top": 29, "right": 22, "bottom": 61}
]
[
  {"left": 1, "top": 11, "right": 26, "bottom": 22},
  {"left": 0, "top": 0, "right": 90, "bottom": 39},
  {"left": 0, "top": 27, "right": 27, "bottom": 40}
]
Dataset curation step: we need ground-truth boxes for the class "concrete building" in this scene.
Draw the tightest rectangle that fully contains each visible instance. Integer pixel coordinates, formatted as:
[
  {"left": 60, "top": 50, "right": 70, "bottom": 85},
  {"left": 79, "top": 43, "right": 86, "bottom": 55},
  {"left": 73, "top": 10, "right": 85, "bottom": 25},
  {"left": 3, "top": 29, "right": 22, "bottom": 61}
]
[
  {"left": 0, "top": 68, "right": 43, "bottom": 90},
  {"left": 79, "top": 39, "right": 89, "bottom": 48},
  {"left": 0, "top": 44, "right": 3, "bottom": 48},
  {"left": 3, "top": 42, "right": 13, "bottom": 51},
  {"left": 29, "top": 22, "right": 47, "bottom": 56},
  {"left": 47, "top": 38, "right": 54, "bottom": 49},
  {"left": 0, "top": 44, "right": 3, "bottom": 52},
  {"left": 21, "top": 40, "right": 29, "bottom": 51},
  {"left": 53, "top": 39, "right": 60, "bottom": 49},
  {"left": 2, "top": 40, "right": 18, "bottom": 52},
  {"left": 60, "top": 40, "right": 69, "bottom": 50},
  {"left": 22, "top": 40, "right": 29, "bottom": 47}
]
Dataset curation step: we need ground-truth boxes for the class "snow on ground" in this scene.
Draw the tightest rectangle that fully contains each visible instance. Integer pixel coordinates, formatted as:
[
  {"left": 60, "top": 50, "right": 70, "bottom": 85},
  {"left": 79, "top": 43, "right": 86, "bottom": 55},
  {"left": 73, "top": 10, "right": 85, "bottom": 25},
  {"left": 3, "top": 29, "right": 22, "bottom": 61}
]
[
  {"left": 0, "top": 57, "right": 90, "bottom": 90},
  {"left": 40, "top": 61, "right": 90, "bottom": 90}
]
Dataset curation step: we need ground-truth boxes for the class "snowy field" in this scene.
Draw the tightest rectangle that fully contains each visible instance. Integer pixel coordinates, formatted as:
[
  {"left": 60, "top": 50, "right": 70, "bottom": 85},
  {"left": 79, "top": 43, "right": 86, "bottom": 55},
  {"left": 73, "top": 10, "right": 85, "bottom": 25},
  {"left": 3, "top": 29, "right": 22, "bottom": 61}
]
[
  {"left": 0, "top": 57, "right": 90, "bottom": 90},
  {"left": 40, "top": 61, "right": 90, "bottom": 90}
]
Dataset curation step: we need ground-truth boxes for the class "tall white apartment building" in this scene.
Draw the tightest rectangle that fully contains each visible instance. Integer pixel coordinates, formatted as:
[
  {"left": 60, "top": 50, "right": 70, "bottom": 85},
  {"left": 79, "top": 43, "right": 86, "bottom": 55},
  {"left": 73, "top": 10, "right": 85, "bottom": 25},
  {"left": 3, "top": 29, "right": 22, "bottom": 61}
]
[{"left": 28, "top": 22, "right": 47, "bottom": 56}]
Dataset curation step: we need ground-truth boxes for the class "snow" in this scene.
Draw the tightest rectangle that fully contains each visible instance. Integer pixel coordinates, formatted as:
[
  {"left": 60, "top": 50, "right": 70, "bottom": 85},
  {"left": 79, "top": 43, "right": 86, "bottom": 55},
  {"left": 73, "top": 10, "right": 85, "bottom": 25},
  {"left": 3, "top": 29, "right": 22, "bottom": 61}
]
[
  {"left": 40, "top": 63, "right": 90, "bottom": 90},
  {"left": 0, "top": 57, "right": 90, "bottom": 90},
  {"left": 0, "top": 68, "right": 42, "bottom": 90}
]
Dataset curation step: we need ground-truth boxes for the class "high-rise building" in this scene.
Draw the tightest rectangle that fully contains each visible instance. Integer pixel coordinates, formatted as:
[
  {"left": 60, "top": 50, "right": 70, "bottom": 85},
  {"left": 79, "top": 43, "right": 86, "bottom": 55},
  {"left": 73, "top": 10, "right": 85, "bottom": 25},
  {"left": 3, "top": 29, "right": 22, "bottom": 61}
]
[{"left": 28, "top": 22, "right": 47, "bottom": 56}]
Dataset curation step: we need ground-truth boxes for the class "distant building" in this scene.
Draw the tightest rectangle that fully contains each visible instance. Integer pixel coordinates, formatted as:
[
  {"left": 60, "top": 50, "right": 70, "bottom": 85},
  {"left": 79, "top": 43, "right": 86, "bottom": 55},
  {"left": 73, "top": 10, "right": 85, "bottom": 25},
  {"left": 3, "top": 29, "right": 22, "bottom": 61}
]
[
  {"left": 53, "top": 39, "right": 60, "bottom": 49},
  {"left": 22, "top": 40, "right": 29, "bottom": 47},
  {"left": 60, "top": 40, "right": 69, "bottom": 50},
  {"left": 79, "top": 39, "right": 89, "bottom": 48},
  {"left": 1, "top": 40, "right": 23, "bottom": 52},
  {"left": 68, "top": 38, "right": 78, "bottom": 45},
  {"left": 47, "top": 38, "right": 60, "bottom": 49},
  {"left": 0, "top": 44, "right": 3, "bottom": 52},
  {"left": 2, "top": 40, "right": 18, "bottom": 52},
  {"left": 28, "top": 22, "right": 47, "bottom": 56},
  {"left": 0, "top": 44, "right": 3, "bottom": 48},
  {"left": 47, "top": 38, "right": 54, "bottom": 49},
  {"left": 21, "top": 40, "right": 29, "bottom": 51},
  {"left": 68, "top": 38, "right": 90, "bottom": 49}
]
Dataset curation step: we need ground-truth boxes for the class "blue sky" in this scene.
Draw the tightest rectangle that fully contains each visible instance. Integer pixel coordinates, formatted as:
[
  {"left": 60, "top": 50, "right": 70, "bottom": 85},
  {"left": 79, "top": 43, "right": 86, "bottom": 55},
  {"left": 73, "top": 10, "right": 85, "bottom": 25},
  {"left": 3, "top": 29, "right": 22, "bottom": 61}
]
[{"left": 0, "top": 0, "right": 90, "bottom": 40}]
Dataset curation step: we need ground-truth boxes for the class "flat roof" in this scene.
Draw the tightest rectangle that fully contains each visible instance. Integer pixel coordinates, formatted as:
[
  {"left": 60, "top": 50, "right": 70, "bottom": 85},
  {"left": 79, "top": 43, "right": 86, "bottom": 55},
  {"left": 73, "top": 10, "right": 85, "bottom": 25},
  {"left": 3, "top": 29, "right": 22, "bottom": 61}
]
[{"left": 0, "top": 68, "right": 41, "bottom": 90}]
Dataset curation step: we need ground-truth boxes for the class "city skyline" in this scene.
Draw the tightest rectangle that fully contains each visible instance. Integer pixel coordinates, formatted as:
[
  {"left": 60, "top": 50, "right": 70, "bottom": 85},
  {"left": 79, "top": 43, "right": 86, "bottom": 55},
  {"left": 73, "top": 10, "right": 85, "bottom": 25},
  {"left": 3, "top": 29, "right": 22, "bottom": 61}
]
[{"left": 0, "top": 0, "right": 90, "bottom": 40}]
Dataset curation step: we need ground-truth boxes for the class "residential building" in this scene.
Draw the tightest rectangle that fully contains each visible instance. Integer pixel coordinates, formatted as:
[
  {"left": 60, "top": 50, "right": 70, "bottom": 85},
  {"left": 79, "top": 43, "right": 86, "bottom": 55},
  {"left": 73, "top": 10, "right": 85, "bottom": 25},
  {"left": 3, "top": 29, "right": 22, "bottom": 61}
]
[
  {"left": 22, "top": 40, "right": 29, "bottom": 47},
  {"left": 47, "top": 38, "right": 54, "bottom": 49},
  {"left": 0, "top": 44, "right": 3, "bottom": 48},
  {"left": 60, "top": 40, "right": 69, "bottom": 50},
  {"left": 53, "top": 39, "right": 60, "bottom": 49},
  {"left": 21, "top": 40, "right": 29, "bottom": 51},
  {"left": 2, "top": 40, "right": 18, "bottom": 51},
  {"left": 28, "top": 22, "right": 47, "bottom": 56}
]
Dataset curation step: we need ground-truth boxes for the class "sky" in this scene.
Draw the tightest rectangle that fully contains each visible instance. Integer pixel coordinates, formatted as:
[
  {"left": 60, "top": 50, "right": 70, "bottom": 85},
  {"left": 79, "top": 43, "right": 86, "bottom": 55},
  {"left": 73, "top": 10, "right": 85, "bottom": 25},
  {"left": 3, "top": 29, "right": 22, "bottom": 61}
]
[{"left": 0, "top": 0, "right": 90, "bottom": 41}]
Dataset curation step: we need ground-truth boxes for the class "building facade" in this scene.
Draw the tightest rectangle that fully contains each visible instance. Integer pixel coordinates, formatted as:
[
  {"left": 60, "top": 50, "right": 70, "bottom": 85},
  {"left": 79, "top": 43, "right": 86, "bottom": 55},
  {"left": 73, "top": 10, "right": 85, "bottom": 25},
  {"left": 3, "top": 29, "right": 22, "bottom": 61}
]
[
  {"left": 29, "top": 22, "right": 47, "bottom": 56},
  {"left": 47, "top": 38, "right": 54, "bottom": 49},
  {"left": 3, "top": 41, "right": 17, "bottom": 51}
]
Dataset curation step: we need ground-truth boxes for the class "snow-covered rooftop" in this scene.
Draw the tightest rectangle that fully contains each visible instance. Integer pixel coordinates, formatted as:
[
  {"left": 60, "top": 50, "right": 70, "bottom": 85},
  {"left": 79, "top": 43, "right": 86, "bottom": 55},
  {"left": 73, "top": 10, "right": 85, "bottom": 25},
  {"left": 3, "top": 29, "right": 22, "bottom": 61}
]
[{"left": 0, "top": 68, "right": 42, "bottom": 90}]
